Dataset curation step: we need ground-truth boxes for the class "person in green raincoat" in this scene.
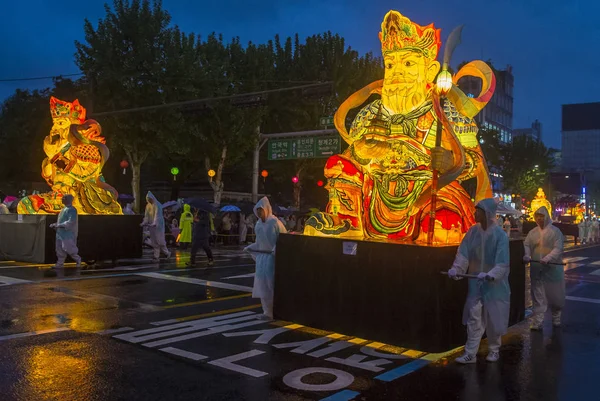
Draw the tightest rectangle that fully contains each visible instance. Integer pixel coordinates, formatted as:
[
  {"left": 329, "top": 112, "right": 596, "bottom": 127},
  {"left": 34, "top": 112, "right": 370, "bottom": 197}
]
[{"left": 178, "top": 204, "right": 193, "bottom": 249}]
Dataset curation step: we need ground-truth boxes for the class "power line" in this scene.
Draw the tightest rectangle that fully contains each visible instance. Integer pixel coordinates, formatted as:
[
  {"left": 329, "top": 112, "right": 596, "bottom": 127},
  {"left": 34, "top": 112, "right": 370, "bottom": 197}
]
[
  {"left": 0, "top": 73, "right": 83, "bottom": 82},
  {"left": 90, "top": 81, "right": 333, "bottom": 117}
]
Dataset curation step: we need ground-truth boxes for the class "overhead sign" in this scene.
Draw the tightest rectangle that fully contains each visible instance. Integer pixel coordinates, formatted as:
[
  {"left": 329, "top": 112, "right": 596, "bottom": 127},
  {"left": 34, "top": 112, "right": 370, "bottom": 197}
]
[
  {"left": 320, "top": 116, "right": 334, "bottom": 127},
  {"left": 268, "top": 136, "right": 341, "bottom": 160}
]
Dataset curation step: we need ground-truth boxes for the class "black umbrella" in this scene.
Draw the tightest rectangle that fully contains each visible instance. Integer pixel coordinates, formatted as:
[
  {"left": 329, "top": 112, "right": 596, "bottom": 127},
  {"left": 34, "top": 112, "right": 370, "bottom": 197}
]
[
  {"left": 183, "top": 197, "right": 216, "bottom": 213},
  {"left": 235, "top": 201, "right": 255, "bottom": 215}
]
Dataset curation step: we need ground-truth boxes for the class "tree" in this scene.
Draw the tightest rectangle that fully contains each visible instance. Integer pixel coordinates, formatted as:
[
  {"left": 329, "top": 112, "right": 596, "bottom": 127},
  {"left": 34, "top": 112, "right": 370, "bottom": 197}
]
[
  {"left": 501, "top": 136, "right": 556, "bottom": 200},
  {"left": 75, "top": 0, "right": 178, "bottom": 212},
  {"left": 0, "top": 89, "right": 50, "bottom": 183}
]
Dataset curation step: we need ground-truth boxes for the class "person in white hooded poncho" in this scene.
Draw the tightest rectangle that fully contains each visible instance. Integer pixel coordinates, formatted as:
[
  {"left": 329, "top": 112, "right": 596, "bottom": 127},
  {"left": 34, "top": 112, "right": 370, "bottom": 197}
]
[
  {"left": 49, "top": 194, "right": 82, "bottom": 269},
  {"left": 447, "top": 198, "right": 510, "bottom": 364},
  {"left": 244, "top": 197, "right": 287, "bottom": 319},
  {"left": 523, "top": 206, "right": 564, "bottom": 329},
  {"left": 141, "top": 191, "right": 171, "bottom": 262}
]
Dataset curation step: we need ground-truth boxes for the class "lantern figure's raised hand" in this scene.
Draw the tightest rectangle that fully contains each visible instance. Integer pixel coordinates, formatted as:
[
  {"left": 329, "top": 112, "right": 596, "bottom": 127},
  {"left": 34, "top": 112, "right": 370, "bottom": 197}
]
[
  {"left": 304, "top": 10, "right": 496, "bottom": 243},
  {"left": 17, "top": 97, "right": 122, "bottom": 214}
]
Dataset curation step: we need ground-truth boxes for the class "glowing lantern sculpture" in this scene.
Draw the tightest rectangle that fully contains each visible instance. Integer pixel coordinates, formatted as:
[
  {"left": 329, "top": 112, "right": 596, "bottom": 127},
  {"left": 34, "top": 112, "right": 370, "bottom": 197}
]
[
  {"left": 17, "top": 97, "right": 122, "bottom": 214},
  {"left": 530, "top": 188, "right": 552, "bottom": 214},
  {"left": 303, "top": 10, "right": 496, "bottom": 244}
]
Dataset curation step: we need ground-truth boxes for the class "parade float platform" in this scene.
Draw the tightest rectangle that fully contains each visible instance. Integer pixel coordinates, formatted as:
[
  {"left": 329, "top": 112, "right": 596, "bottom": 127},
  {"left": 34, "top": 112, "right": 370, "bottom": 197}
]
[
  {"left": 0, "top": 214, "right": 143, "bottom": 264},
  {"left": 274, "top": 234, "right": 525, "bottom": 353}
]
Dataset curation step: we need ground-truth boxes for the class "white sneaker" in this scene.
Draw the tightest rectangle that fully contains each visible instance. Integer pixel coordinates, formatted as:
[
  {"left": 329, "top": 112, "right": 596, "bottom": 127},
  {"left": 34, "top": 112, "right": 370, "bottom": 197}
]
[
  {"left": 486, "top": 351, "right": 500, "bottom": 362},
  {"left": 455, "top": 353, "right": 477, "bottom": 364}
]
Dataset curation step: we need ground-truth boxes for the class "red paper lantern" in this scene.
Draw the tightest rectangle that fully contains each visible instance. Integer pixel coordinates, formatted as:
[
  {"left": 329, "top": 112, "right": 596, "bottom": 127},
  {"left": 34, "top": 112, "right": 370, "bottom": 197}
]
[
  {"left": 292, "top": 176, "right": 299, "bottom": 184},
  {"left": 120, "top": 160, "right": 129, "bottom": 175},
  {"left": 317, "top": 180, "right": 324, "bottom": 187},
  {"left": 261, "top": 170, "right": 268, "bottom": 178}
]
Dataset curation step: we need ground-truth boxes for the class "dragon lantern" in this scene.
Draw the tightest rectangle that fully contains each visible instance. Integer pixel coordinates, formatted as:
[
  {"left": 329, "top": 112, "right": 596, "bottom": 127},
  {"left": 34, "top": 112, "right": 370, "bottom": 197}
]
[
  {"left": 17, "top": 97, "right": 122, "bottom": 215},
  {"left": 304, "top": 10, "right": 495, "bottom": 243}
]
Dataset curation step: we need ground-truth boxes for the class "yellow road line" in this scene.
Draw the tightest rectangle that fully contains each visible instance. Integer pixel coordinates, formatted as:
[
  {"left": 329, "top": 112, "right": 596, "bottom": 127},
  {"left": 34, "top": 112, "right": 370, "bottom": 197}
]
[
  {"left": 174, "top": 304, "right": 262, "bottom": 322},
  {"left": 162, "top": 293, "right": 251, "bottom": 309}
]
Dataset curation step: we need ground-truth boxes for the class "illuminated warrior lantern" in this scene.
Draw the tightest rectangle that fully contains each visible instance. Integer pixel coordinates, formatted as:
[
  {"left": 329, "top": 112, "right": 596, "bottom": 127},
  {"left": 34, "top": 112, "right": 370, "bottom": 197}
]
[
  {"left": 304, "top": 10, "right": 496, "bottom": 243},
  {"left": 17, "top": 97, "right": 122, "bottom": 214},
  {"left": 530, "top": 188, "right": 552, "bottom": 215}
]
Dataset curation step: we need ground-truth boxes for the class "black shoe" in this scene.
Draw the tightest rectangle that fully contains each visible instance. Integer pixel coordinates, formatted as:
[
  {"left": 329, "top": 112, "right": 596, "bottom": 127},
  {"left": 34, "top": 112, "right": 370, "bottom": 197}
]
[
  {"left": 207, "top": 260, "right": 214, "bottom": 267},
  {"left": 185, "top": 262, "right": 196, "bottom": 267}
]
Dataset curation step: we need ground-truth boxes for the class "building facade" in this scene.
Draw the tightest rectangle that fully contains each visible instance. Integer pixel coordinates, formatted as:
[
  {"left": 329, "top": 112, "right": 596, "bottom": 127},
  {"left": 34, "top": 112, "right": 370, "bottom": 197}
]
[
  {"left": 513, "top": 119, "right": 542, "bottom": 142},
  {"left": 561, "top": 102, "right": 600, "bottom": 174},
  {"left": 458, "top": 64, "right": 514, "bottom": 144}
]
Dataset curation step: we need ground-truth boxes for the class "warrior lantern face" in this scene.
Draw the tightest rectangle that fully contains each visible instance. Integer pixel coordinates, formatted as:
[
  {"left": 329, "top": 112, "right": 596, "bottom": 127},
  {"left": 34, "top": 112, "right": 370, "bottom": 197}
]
[{"left": 379, "top": 11, "right": 441, "bottom": 114}]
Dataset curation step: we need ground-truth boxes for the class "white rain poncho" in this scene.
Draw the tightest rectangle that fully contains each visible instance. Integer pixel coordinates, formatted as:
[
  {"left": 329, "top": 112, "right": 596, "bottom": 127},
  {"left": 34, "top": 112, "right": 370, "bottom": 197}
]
[
  {"left": 54, "top": 197, "right": 81, "bottom": 267},
  {"left": 578, "top": 218, "right": 590, "bottom": 242},
  {"left": 524, "top": 206, "right": 565, "bottom": 315},
  {"left": 452, "top": 198, "right": 511, "bottom": 337},
  {"left": 142, "top": 191, "right": 169, "bottom": 259},
  {"left": 245, "top": 197, "right": 287, "bottom": 300}
]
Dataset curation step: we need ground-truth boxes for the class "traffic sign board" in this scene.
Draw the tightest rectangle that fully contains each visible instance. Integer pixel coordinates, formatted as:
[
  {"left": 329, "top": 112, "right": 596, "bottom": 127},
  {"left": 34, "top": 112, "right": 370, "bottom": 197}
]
[
  {"left": 267, "top": 135, "right": 341, "bottom": 161},
  {"left": 319, "top": 116, "right": 334, "bottom": 127}
]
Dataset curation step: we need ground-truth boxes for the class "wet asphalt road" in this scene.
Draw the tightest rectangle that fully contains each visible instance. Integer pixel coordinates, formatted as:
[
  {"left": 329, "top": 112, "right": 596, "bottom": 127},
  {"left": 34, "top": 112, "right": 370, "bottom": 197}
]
[{"left": 1, "top": 244, "right": 600, "bottom": 401}]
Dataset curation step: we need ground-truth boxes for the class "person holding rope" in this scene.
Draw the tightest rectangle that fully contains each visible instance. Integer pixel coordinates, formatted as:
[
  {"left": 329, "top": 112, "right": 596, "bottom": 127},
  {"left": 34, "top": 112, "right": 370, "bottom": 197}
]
[
  {"left": 447, "top": 198, "right": 510, "bottom": 364},
  {"left": 244, "top": 197, "right": 287, "bottom": 320},
  {"left": 523, "top": 206, "right": 565, "bottom": 330}
]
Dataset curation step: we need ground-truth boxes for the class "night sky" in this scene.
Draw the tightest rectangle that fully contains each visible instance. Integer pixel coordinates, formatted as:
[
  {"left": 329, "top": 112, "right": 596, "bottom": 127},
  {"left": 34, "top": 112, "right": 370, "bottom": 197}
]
[{"left": 1, "top": 0, "right": 599, "bottom": 149}]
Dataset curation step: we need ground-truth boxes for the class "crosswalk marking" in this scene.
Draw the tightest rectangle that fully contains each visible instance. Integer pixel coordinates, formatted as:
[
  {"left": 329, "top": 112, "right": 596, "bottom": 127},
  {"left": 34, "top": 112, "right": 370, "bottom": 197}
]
[
  {"left": 564, "top": 257, "right": 589, "bottom": 263},
  {"left": 589, "top": 269, "right": 600, "bottom": 276},
  {"left": 0, "top": 275, "right": 32, "bottom": 286},
  {"left": 566, "top": 296, "right": 600, "bottom": 304},
  {"left": 136, "top": 272, "right": 253, "bottom": 292},
  {"left": 222, "top": 273, "right": 255, "bottom": 280}
]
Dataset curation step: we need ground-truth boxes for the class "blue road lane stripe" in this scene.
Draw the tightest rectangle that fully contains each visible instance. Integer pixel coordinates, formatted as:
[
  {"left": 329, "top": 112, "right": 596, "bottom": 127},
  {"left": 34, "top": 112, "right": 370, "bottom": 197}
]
[
  {"left": 319, "top": 389, "right": 360, "bottom": 401},
  {"left": 374, "top": 359, "right": 430, "bottom": 382}
]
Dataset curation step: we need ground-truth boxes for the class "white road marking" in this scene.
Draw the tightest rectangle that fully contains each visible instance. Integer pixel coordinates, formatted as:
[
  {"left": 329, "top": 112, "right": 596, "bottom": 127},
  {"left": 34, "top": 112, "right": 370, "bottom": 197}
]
[
  {"left": 0, "top": 276, "right": 32, "bottom": 286},
  {"left": 159, "top": 347, "right": 208, "bottom": 361},
  {"left": 564, "top": 257, "right": 589, "bottom": 263},
  {"left": 208, "top": 350, "right": 268, "bottom": 377},
  {"left": 565, "top": 263, "right": 586, "bottom": 271},
  {"left": 566, "top": 296, "right": 600, "bottom": 304},
  {"left": 0, "top": 327, "right": 71, "bottom": 341},
  {"left": 590, "top": 269, "right": 600, "bottom": 276},
  {"left": 114, "top": 311, "right": 259, "bottom": 344},
  {"left": 222, "top": 273, "right": 255, "bottom": 280},
  {"left": 137, "top": 272, "right": 253, "bottom": 292},
  {"left": 94, "top": 327, "right": 135, "bottom": 335},
  {"left": 143, "top": 319, "right": 265, "bottom": 348},
  {"left": 589, "top": 260, "right": 600, "bottom": 266}
]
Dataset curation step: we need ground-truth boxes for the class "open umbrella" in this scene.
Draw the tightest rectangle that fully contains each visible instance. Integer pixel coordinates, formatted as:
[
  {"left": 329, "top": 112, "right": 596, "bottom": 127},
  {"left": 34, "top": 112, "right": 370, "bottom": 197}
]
[
  {"left": 184, "top": 198, "right": 216, "bottom": 213},
  {"left": 220, "top": 205, "right": 241, "bottom": 212},
  {"left": 118, "top": 194, "right": 135, "bottom": 201},
  {"left": 162, "top": 200, "right": 179, "bottom": 209}
]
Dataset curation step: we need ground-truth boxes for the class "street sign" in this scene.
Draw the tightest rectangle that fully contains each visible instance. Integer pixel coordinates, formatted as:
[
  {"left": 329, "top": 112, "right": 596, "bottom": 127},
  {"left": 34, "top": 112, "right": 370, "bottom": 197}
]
[
  {"left": 319, "top": 116, "right": 334, "bottom": 127},
  {"left": 316, "top": 136, "right": 341, "bottom": 157},
  {"left": 267, "top": 139, "right": 292, "bottom": 160},
  {"left": 267, "top": 135, "right": 341, "bottom": 160}
]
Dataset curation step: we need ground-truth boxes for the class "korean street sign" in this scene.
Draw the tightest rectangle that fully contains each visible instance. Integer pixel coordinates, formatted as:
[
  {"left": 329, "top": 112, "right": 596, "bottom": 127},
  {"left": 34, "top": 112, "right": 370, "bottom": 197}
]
[
  {"left": 319, "top": 116, "right": 334, "bottom": 127},
  {"left": 267, "top": 139, "right": 292, "bottom": 160},
  {"left": 267, "top": 135, "right": 341, "bottom": 160},
  {"left": 316, "top": 136, "right": 341, "bottom": 157}
]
